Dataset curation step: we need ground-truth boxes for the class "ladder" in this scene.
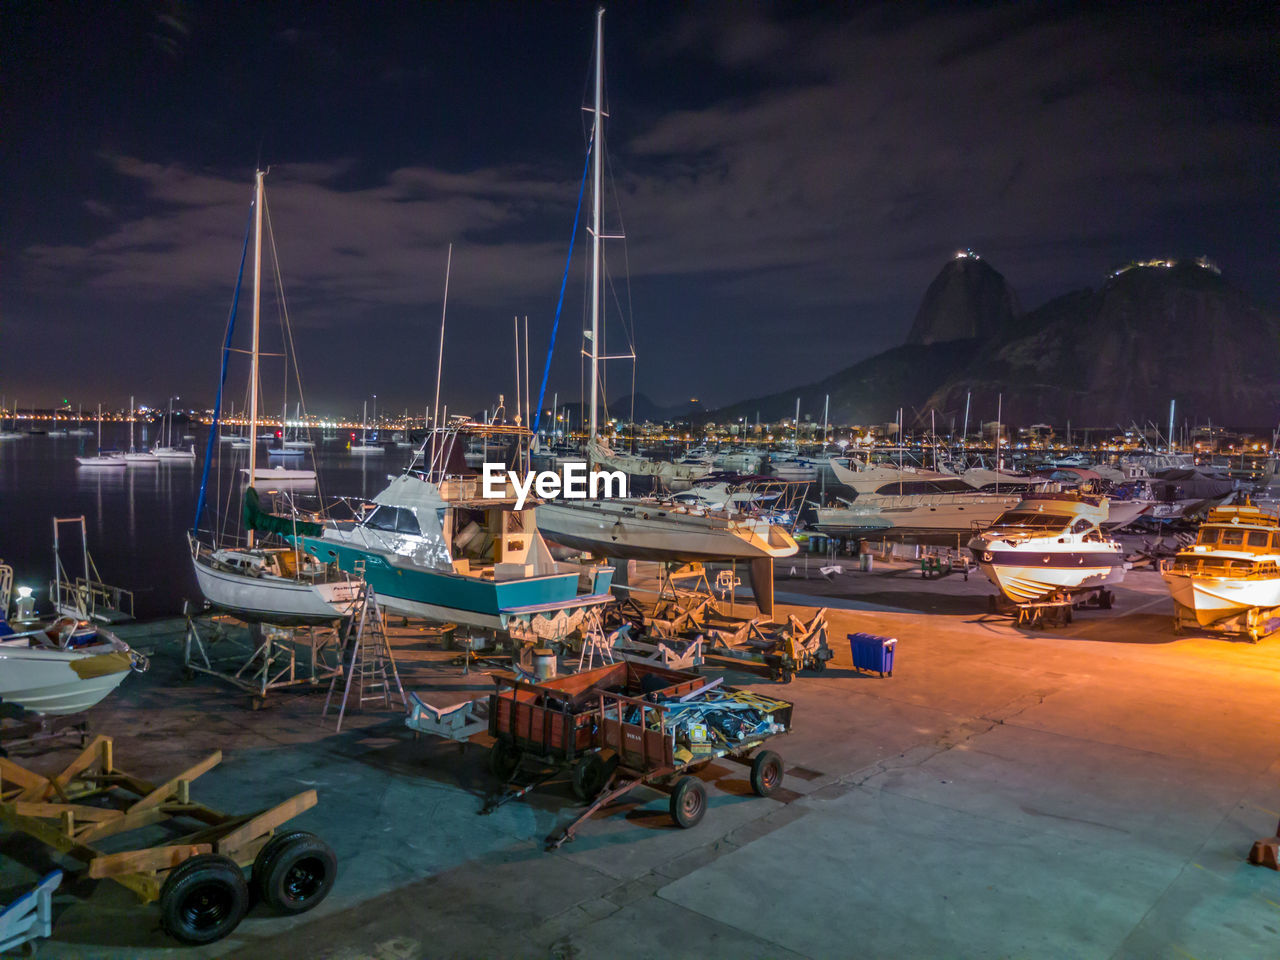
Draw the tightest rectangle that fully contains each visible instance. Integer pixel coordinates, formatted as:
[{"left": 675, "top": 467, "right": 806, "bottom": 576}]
[{"left": 323, "top": 581, "right": 405, "bottom": 732}]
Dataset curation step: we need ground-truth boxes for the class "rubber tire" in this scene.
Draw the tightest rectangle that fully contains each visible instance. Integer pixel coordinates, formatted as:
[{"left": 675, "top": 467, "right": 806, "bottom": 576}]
[
  {"left": 987, "top": 595, "right": 998, "bottom": 614},
  {"left": 253, "top": 832, "right": 337, "bottom": 914},
  {"left": 159, "top": 854, "right": 249, "bottom": 945},
  {"left": 488, "top": 742, "right": 521, "bottom": 781},
  {"left": 571, "top": 753, "right": 610, "bottom": 802},
  {"left": 669, "top": 776, "right": 707, "bottom": 829},
  {"left": 1099, "top": 590, "right": 1113, "bottom": 610},
  {"left": 810, "top": 657, "right": 827, "bottom": 673},
  {"left": 750, "top": 750, "right": 784, "bottom": 798}
]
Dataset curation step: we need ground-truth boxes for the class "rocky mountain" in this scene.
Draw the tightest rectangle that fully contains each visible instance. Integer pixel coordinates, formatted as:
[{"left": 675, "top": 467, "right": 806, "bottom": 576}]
[
  {"left": 701, "top": 256, "right": 1280, "bottom": 430},
  {"left": 905, "top": 253, "right": 1022, "bottom": 345}
]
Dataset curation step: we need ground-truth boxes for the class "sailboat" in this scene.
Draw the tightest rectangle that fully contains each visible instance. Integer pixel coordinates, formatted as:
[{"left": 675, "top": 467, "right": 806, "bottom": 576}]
[
  {"left": 0, "top": 397, "right": 22, "bottom": 440},
  {"left": 154, "top": 398, "right": 196, "bottom": 460},
  {"left": 123, "top": 395, "right": 158, "bottom": 464},
  {"left": 189, "top": 170, "right": 359, "bottom": 624},
  {"left": 350, "top": 400, "right": 383, "bottom": 454},
  {"left": 531, "top": 10, "right": 798, "bottom": 613},
  {"left": 67, "top": 404, "right": 94, "bottom": 436},
  {"left": 75, "top": 404, "right": 126, "bottom": 468}
]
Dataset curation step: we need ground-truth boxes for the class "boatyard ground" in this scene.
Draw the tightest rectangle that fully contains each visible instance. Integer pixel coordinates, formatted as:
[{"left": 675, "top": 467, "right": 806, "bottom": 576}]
[{"left": 4, "top": 556, "right": 1279, "bottom": 959}]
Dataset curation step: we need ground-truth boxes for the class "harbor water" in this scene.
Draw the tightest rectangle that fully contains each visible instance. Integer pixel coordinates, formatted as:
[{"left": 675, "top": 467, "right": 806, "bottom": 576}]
[{"left": 0, "top": 426, "right": 420, "bottom": 619}]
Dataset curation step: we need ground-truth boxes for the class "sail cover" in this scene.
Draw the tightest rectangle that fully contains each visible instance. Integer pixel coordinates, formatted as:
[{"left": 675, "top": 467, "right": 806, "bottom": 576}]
[{"left": 242, "top": 487, "right": 323, "bottom": 538}]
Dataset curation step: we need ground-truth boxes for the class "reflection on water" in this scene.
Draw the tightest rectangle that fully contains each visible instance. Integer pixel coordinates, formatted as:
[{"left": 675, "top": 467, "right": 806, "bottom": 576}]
[{"left": 0, "top": 427, "right": 415, "bottom": 619}]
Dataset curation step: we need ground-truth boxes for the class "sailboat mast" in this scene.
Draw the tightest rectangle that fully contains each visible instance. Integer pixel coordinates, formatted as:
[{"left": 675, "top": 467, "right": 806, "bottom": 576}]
[
  {"left": 129, "top": 395, "right": 134, "bottom": 451},
  {"left": 588, "top": 6, "right": 604, "bottom": 444},
  {"left": 247, "top": 169, "right": 264, "bottom": 546}
]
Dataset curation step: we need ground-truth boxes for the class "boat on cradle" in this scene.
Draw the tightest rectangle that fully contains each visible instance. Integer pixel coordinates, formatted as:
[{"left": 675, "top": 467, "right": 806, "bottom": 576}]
[
  {"left": 295, "top": 424, "right": 615, "bottom": 630},
  {"left": 0, "top": 559, "right": 147, "bottom": 715},
  {"left": 189, "top": 169, "right": 360, "bottom": 626},
  {"left": 75, "top": 403, "right": 126, "bottom": 468},
  {"left": 530, "top": 11, "right": 798, "bottom": 616},
  {"left": 829, "top": 456, "right": 962, "bottom": 496},
  {"left": 813, "top": 490, "right": 1021, "bottom": 543},
  {"left": 1161, "top": 504, "right": 1280, "bottom": 639},
  {"left": 968, "top": 493, "right": 1126, "bottom": 604}
]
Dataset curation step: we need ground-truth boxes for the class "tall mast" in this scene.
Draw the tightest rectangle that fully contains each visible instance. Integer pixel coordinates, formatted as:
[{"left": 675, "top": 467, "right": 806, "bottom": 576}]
[
  {"left": 588, "top": 6, "right": 604, "bottom": 444},
  {"left": 247, "top": 169, "right": 264, "bottom": 546}
]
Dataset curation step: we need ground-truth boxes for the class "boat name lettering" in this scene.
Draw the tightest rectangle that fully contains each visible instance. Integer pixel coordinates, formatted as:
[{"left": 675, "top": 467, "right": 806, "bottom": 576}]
[{"left": 481, "top": 462, "right": 628, "bottom": 509}]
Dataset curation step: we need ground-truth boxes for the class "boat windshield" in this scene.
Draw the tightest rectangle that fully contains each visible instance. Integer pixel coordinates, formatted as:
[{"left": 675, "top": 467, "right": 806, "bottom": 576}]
[{"left": 990, "top": 511, "right": 1068, "bottom": 532}]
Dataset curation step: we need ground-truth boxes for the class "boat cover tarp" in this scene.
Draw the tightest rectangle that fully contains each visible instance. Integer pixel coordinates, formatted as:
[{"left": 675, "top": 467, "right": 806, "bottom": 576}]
[
  {"left": 242, "top": 487, "right": 323, "bottom": 538},
  {"left": 1150, "top": 469, "right": 1236, "bottom": 500}
]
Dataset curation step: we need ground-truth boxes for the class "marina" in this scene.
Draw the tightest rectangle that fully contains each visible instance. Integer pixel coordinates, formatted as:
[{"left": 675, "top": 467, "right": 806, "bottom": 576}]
[{"left": 4, "top": 3, "right": 1278, "bottom": 958}]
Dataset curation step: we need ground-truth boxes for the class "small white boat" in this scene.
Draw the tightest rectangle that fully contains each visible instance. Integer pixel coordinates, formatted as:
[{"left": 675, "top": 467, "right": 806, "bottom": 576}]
[
  {"left": 153, "top": 446, "right": 197, "bottom": 460},
  {"left": 0, "top": 616, "right": 147, "bottom": 715},
  {"left": 76, "top": 404, "right": 127, "bottom": 468},
  {"left": 350, "top": 442, "right": 385, "bottom": 455},
  {"left": 241, "top": 464, "right": 318, "bottom": 482}
]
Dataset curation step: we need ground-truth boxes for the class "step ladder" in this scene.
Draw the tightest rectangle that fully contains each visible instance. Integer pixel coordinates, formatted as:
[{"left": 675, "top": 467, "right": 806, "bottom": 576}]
[{"left": 323, "top": 579, "right": 405, "bottom": 732}]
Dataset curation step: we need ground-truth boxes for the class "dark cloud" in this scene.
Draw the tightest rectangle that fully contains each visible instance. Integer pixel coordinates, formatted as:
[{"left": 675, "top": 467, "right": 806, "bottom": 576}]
[{"left": 2, "top": 2, "right": 1276, "bottom": 414}]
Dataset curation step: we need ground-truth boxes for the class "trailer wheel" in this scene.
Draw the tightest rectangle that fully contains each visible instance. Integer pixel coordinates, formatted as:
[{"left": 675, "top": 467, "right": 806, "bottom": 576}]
[
  {"left": 159, "top": 854, "right": 249, "bottom": 945},
  {"left": 488, "top": 742, "right": 521, "bottom": 781},
  {"left": 750, "top": 750, "right": 784, "bottom": 798},
  {"left": 1099, "top": 590, "right": 1113, "bottom": 610},
  {"left": 253, "top": 832, "right": 337, "bottom": 914},
  {"left": 669, "top": 776, "right": 707, "bottom": 829},
  {"left": 572, "top": 753, "right": 610, "bottom": 802}
]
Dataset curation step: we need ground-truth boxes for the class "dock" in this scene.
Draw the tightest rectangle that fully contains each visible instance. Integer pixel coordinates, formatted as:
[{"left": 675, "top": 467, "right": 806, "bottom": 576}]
[{"left": 2, "top": 555, "right": 1278, "bottom": 957}]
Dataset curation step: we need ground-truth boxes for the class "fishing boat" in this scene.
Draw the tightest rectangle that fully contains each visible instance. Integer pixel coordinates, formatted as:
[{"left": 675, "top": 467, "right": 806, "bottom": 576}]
[
  {"left": 296, "top": 424, "right": 614, "bottom": 629},
  {"left": 968, "top": 493, "right": 1126, "bottom": 603},
  {"left": 189, "top": 170, "right": 359, "bottom": 625},
  {"left": 75, "top": 404, "right": 126, "bottom": 468},
  {"left": 532, "top": 11, "right": 798, "bottom": 614},
  {"left": 1162, "top": 504, "right": 1280, "bottom": 639}
]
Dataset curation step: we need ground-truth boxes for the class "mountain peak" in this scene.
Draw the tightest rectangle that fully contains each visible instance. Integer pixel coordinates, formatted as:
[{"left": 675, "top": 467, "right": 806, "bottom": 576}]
[{"left": 904, "top": 252, "right": 1022, "bottom": 346}]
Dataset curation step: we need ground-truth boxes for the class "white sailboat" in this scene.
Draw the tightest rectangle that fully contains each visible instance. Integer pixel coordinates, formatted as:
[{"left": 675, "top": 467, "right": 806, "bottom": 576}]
[
  {"left": 350, "top": 400, "right": 384, "bottom": 454},
  {"left": 0, "top": 397, "right": 23, "bottom": 440},
  {"left": 123, "top": 395, "right": 159, "bottom": 464},
  {"left": 532, "top": 11, "right": 798, "bottom": 613},
  {"left": 75, "top": 404, "right": 126, "bottom": 468},
  {"left": 190, "top": 170, "right": 358, "bottom": 624},
  {"left": 154, "top": 398, "right": 196, "bottom": 460},
  {"left": 67, "top": 404, "right": 94, "bottom": 436}
]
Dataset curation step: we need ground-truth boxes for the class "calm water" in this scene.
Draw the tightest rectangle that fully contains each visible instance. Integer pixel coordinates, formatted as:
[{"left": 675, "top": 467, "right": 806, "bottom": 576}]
[{"left": 0, "top": 426, "right": 421, "bottom": 619}]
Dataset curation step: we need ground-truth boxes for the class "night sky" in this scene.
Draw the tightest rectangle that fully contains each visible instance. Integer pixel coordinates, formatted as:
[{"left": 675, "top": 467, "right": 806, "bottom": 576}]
[{"left": 5, "top": 2, "right": 1277, "bottom": 420}]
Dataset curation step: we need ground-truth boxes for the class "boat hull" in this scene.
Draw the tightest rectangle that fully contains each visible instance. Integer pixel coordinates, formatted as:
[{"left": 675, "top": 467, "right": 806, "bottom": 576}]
[
  {"left": 0, "top": 645, "right": 133, "bottom": 714},
  {"left": 1162, "top": 572, "right": 1280, "bottom": 626},
  {"left": 298, "top": 539, "right": 582, "bottom": 629},
  {"left": 536, "top": 500, "right": 797, "bottom": 562},
  {"left": 972, "top": 548, "right": 1126, "bottom": 603},
  {"left": 190, "top": 555, "right": 360, "bottom": 625}
]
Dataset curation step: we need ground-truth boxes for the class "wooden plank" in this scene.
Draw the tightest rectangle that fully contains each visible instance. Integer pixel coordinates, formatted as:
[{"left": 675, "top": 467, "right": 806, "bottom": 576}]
[
  {"left": 10, "top": 801, "right": 122, "bottom": 823},
  {"left": 215, "top": 790, "right": 317, "bottom": 856},
  {"left": 49, "top": 735, "right": 114, "bottom": 799},
  {"left": 88, "top": 843, "right": 213, "bottom": 879},
  {"left": 128, "top": 752, "right": 221, "bottom": 814},
  {"left": 0, "top": 758, "right": 52, "bottom": 801},
  {"left": 76, "top": 806, "right": 175, "bottom": 844}
]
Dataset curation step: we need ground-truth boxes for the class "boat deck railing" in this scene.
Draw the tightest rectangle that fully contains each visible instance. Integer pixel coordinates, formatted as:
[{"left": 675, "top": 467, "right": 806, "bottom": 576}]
[
  {"left": 1169, "top": 556, "right": 1280, "bottom": 579},
  {"left": 48, "top": 576, "right": 135, "bottom": 623}
]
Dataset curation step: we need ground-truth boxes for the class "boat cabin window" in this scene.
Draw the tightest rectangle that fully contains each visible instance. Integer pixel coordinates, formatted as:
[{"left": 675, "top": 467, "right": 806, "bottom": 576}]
[
  {"left": 1272, "top": 532, "right": 1280, "bottom": 550},
  {"left": 1220, "top": 529, "right": 1245, "bottom": 547},
  {"left": 365, "top": 506, "right": 420, "bottom": 535},
  {"left": 1248, "top": 530, "right": 1269, "bottom": 548},
  {"left": 992, "top": 512, "right": 1066, "bottom": 532},
  {"left": 1197, "top": 527, "right": 1220, "bottom": 545}
]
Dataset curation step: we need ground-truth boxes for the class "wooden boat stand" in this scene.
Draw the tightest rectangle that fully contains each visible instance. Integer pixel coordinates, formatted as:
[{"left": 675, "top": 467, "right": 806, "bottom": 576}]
[
  {"left": 0, "top": 702, "right": 89, "bottom": 755},
  {"left": 0, "top": 736, "right": 317, "bottom": 906}
]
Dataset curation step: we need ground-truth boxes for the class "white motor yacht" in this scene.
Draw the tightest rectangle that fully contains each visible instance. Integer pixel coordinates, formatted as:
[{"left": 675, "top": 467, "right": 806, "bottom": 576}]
[
  {"left": 968, "top": 493, "right": 1126, "bottom": 603},
  {"left": 0, "top": 615, "right": 147, "bottom": 715}
]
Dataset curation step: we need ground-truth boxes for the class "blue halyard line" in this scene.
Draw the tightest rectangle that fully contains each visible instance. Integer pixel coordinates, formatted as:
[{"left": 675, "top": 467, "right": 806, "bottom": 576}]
[
  {"left": 532, "top": 132, "right": 593, "bottom": 438},
  {"left": 193, "top": 196, "right": 254, "bottom": 533}
]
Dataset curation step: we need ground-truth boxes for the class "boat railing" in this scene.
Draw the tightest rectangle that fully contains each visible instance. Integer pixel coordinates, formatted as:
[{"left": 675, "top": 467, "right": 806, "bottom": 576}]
[
  {"left": 1170, "top": 556, "right": 1278, "bottom": 579},
  {"left": 48, "top": 576, "right": 135, "bottom": 622}
]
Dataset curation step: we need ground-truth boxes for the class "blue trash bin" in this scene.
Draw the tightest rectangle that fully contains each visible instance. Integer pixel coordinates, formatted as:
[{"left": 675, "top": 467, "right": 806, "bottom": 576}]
[{"left": 848, "top": 632, "right": 896, "bottom": 677}]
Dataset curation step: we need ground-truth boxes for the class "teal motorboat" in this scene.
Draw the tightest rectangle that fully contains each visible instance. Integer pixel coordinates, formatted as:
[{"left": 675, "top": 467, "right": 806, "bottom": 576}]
[{"left": 295, "top": 426, "right": 613, "bottom": 630}]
